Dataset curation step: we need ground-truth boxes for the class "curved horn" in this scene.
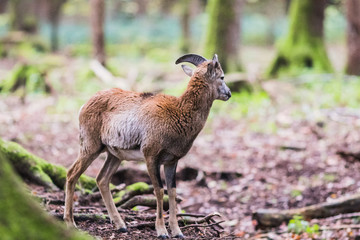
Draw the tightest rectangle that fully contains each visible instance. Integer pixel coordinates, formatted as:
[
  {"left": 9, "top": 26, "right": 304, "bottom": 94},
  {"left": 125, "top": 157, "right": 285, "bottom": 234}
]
[{"left": 175, "top": 54, "right": 207, "bottom": 66}]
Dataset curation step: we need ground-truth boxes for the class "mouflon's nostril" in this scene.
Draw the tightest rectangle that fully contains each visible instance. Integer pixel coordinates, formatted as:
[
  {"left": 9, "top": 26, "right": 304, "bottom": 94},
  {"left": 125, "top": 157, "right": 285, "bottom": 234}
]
[{"left": 227, "top": 91, "right": 232, "bottom": 98}]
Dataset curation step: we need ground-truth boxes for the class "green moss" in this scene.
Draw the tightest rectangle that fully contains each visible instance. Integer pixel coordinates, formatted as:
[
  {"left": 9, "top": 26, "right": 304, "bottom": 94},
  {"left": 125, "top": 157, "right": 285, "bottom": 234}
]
[
  {"left": 0, "top": 138, "right": 96, "bottom": 191},
  {"left": 267, "top": 0, "right": 333, "bottom": 77},
  {"left": 1, "top": 63, "right": 48, "bottom": 94},
  {"left": 0, "top": 152, "right": 92, "bottom": 240},
  {"left": 114, "top": 182, "right": 152, "bottom": 206},
  {"left": 126, "top": 182, "right": 150, "bottom": 192}
]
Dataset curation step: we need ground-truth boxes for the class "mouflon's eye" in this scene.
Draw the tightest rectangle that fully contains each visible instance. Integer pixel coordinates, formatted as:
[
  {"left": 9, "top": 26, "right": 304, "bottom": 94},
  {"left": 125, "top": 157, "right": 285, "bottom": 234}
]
[{"left": 220, "top": 76, "right": 224, "bottom": 80}]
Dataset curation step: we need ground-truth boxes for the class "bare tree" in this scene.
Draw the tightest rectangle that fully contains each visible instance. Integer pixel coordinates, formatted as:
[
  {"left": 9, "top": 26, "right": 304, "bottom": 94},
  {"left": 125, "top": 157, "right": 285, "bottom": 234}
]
[
  {"left": 345, "top": 0, "right": 360, "bottom": 75},
  {"left": 90, "top": 0, "right": 106, "bottom": 65}
]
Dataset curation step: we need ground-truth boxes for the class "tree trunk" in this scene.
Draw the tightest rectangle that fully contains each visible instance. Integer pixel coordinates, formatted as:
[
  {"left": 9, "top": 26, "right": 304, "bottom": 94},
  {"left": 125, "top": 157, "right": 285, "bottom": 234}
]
[
  {"left": 90, "top": 0, "right": 106, "bottom": 66},
  {"left": 0, "top": 0, "right": 8, "bottom": 13},
  {"left": 204, "top": 0, "right": 243, "bottom": 72},
  {"left": 0, "top": 151, "right": 91, "bottom": 239},
  {"left": 179, "top": 0, "right": 191, "bottom": 53},
  {"left": 47, "top": 0, "right": 67, "bottom": 52},
  {"left": 345, "top": 0, "right": 360, "bottom": 76},
  {"left": 160, "top": 0, "right": 175, "bottom": 16},
  {"left": 135, "top": 0, "right": 148, "bottom": 16},
  {"left": 9, "top": 0, "right": 39, "bottom": 34},
  {"left": 267, "top": 0, "right": 333, "bottom": 77}
]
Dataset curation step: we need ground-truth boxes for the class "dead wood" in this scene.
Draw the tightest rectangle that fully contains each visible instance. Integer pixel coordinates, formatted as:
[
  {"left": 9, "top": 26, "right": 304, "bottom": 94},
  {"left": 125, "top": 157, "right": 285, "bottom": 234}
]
[
  {"left": 180, "top": 220, "right": 225, "bottom": 229},
  {"left": 90, "top": 60, "right": 130, "bottom": 90},
  {"left": 253, "top": 193, "right": 360, "bottom": 228},
  {"left": 337, "top": 145, "right": 360, "bottom": 162},
  {"left": 119, "top": 195, "right": 182, "bottom": 210},
  {"left": 128, "top": 212, "right": 223, "bottom": 229}
]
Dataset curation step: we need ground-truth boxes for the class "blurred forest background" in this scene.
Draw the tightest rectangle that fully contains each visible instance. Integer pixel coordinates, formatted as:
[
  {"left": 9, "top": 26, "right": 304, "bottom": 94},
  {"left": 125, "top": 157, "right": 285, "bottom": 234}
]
[{"left": 2, "top": 0, "right": 360, "bottom": 239}]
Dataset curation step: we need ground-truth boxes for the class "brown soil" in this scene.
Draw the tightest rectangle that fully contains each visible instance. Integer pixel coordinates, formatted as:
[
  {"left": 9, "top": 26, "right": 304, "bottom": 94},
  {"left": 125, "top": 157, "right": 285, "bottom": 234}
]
[{"left": 2, "top": 95, "right": 360, "bottom": 239}]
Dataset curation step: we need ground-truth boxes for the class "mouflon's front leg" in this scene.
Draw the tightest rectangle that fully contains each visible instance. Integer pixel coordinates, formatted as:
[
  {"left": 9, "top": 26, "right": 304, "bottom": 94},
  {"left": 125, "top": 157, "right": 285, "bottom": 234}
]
[
  {"left": 165, "top": 162, "right": 183, "bottom": 238},
  {"left": 146, "top": 157, "right": 169, "bottom": 239}
]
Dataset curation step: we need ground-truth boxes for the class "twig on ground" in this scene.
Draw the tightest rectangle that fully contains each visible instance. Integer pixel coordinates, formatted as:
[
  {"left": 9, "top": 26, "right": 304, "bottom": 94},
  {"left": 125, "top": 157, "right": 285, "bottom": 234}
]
[{"left": 180, "top": 220, "right": 225, "bottom": 229}]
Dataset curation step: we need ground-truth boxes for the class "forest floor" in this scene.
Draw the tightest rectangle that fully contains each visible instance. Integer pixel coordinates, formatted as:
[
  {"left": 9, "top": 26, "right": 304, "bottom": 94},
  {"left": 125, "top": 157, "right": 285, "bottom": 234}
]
[
  {"left": 1, "top": 43, "right": 360, "bottom": 239},
  {"left": 2, "top": 88, "right": 360, "bottom": 239}
]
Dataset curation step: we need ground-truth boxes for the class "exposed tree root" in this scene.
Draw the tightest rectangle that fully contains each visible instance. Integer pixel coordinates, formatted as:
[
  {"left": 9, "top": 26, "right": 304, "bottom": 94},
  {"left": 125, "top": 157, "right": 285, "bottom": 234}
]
[
  {"left": 0, "top": 138, "right": 96, "bottom": 191},
  {"left": 114, "top": 182, "right": 154, "bottom": 206}
]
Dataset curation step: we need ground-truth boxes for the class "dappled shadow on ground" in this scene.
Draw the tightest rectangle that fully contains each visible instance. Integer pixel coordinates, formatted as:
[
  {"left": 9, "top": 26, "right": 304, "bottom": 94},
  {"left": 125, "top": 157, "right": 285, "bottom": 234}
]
[{"left": 2, "top": 95, "right": 360, "bottom": 239}]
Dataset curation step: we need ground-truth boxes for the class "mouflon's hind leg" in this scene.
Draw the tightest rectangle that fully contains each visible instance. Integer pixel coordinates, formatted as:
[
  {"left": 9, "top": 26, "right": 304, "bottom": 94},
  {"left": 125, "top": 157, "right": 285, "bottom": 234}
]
[
  {"left": 146, "top": 156, "right": 169, "bottom": 239},
  {"left": 64, "top": 149, "right": 100, "bottom": 227},
  {"left": 96, "top": 152, "right": 127, "bottom": 232},
  {"left": 164, "top": 162, "right": 183, "bottom": 239}
]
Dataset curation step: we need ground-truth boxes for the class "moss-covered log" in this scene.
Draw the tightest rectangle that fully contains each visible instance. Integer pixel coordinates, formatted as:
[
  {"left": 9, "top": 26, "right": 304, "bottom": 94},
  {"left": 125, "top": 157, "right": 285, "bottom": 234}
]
[
  {"left": 113, "top": 182, "right": 182, "bottom": 210},
  {"left": 114, "top": 182, "right": 154, "bottom": 206},
  {"left": 0, "top": 138, "right": 96, "bottom": 191},
  {"left": 0, "top": 151, "right": 92, "bottom": 240},
  {"left": 267, "top": 0, "right": 333, "bottom": 77},
  {"left": 203, "top": 0, "right": 243, "bottom": 72}
]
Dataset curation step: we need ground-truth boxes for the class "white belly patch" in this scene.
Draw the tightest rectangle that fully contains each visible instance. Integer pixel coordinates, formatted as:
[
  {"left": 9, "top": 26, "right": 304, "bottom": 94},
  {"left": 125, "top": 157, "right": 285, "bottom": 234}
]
[{"left": 108, "top": 147, "right": 145, "bottom": 162}]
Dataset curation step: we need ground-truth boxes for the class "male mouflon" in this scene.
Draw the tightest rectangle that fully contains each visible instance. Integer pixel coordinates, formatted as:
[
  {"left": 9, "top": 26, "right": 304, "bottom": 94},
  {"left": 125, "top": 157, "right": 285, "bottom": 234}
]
[{"left": 64, "top": 53, "right": 231, "bottom": 238}]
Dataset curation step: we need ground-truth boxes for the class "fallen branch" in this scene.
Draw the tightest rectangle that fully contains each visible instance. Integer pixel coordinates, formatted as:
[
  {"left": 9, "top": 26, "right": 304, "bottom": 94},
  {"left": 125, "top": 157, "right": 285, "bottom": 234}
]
[
  {"left": 90, "top": 60, "right": 129, "bottom": 90},
  {"left": 320, "top": 224, "right": 360, "bottom": 231},
  {"left": 316, "top": 212, "right": 360, "bottom": 223},
  {"left": 180, "top": 220, "right": 225, "bottom": 229},
  {"left": 119, "top": 195, "right": 182, "bottom": 210},
  {"left": 128, "top": 212, "right": 223, "bottom": 229},
  {"left": 253, "top": 193, "right": 360, "bottom": 228}
]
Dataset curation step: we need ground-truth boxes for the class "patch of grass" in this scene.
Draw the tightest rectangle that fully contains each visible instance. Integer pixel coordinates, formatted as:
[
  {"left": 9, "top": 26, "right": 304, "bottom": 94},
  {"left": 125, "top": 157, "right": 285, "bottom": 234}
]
[
  {"left": 290, "top": 189, "right": 303, "bottom": 198},
  {"left": 288, "top": 215, "right": 319, "bottom": 237}
]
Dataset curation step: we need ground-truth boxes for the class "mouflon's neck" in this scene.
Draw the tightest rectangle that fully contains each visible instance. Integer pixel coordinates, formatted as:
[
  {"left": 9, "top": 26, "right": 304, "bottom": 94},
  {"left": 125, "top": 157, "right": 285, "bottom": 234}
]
[{"left": 179, "top": 76, "right": 215, "bottom": 119}]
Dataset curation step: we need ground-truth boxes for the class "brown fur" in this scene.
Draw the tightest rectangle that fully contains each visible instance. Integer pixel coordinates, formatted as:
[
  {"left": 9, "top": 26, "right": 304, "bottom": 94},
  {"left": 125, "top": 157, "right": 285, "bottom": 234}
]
[{"left": 64, "top": 56, "right": 231, "bottom": 238}]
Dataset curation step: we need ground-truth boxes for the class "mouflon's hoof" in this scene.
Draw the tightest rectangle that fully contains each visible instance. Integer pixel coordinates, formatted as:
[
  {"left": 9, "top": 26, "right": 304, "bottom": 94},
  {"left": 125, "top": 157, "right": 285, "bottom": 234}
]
[
  {"left": 174, "top": 233, "right": 184, "bottom": 239},
  {"left": 157, "top": 234, "right": 169, "bottom": 239},
  {"left": 117, "top": 227, "right": 128, "bottom": 233}
]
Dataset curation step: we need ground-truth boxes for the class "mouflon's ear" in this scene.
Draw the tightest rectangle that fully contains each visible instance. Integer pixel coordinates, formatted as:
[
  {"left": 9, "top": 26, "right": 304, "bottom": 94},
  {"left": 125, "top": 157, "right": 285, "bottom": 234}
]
[
  {"left": 181, "top": 64, "right": 193, "bottom": 77},
  {"left": 212, "top": 54, "right": 218, "bottom": 62}
]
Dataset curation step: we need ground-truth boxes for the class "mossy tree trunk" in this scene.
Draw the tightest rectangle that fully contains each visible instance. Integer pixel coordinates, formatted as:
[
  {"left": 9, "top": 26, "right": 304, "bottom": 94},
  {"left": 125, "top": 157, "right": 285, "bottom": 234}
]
[
  {"left": 204, "top": 0, "right": 243, "bottom": 72},
  {"left": 345, "top": 0, "right": 360, "bottom": 76},
  {"left": 9, "top": 0, "right": 39, "bottom": 34},
  {"left": 0, "top": 152, "right": 92, "bottom": 240},
  {"left": 267, "top": 0, "right": 333, "bottom": 77},
  {"left": 90, "top": 0, "right": 106, "bottom": 66}
]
